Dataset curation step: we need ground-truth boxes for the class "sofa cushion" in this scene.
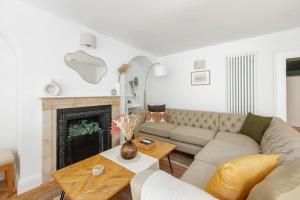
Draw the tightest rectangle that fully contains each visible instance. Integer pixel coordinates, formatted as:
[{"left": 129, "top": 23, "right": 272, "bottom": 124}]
[
  {"left": 170, "top": 126, "right": 216, "bottom": 146},
  {"left": 147, "top": 104, "right": 166, "bottom": 112},
  {"left": 205, "top": 154, "right": 280, "bottom": 200},
  {"left": 139, "top": 122, "right": 177, "bottom": 138},
  {"left": 261, "top": 118, "right": 300, "bottom": 164},
  {"left": 140, "top": 132, "right": 202, "bottom": 155},
  {"left": 167, "top": 108, "right": 219, "bottom": 132},
  {"left": 215, "top": 132, "right": 261, "bottom": 152},
  {"left": 219, "top": 113, "right": 246, "bottom": 133},
  {"left": 248, "top": 159, "right": 300, "bottom": 200},
  {"left": 145, "top": 111, "right": 168, "bottom": 123},
  {"left": 181, "top": 160, "right": 217, "bottom": 189},
  {"left": 240, "top": 112, "right": 272, "bottom": 144},
  {"left": 195, "top": 140, "right": 260, "bottom": 166}
]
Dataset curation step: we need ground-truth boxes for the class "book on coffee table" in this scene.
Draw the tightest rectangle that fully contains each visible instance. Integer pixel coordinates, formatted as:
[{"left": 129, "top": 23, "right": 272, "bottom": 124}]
[{"left": 137, "top": 138, "right": 156, "bottom": 150}]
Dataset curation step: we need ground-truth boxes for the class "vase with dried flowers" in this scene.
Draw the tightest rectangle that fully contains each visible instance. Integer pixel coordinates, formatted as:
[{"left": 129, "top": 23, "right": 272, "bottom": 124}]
[{"left": 113, "top": 114, "right": 138, "bottom": 159}]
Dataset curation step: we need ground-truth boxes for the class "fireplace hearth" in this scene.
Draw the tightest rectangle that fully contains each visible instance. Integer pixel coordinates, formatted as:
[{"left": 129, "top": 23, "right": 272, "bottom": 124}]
[{"left": 57, "top": 105, "right": 112, "bottom": 169}]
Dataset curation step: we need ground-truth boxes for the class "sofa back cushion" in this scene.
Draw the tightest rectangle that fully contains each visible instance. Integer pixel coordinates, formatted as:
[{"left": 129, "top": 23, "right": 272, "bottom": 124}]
[
  {"left": 261, "top": 118, "right": 300, "bottom": 163},
  {"left": 147, "top": 104, "right": 166, "bottom": 112},
  {"left": 167, "top": 108, "right": 219, "bottom": 132},
  {"left": 240, "top": 112, "right": 273, "bottom": 144},
  {"left": 247, "top": 159, "right": 300, "bottom": 200},
  {"left": 219, "top": 113, "right": 246, "bottom": 133}
]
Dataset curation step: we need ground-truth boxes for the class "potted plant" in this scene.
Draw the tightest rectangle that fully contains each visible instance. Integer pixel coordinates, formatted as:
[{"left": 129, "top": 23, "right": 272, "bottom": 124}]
[{"left": 68, "top": 120, "right": 100, "bottom": 163}]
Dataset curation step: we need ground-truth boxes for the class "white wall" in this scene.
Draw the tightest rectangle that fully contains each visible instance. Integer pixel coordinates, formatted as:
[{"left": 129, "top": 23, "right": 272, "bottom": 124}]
[
  {"left": 0, "top": 29, "right": 18, "bottom": 181},
  {"left": 0, "top": 0, "right": 154, "bottom": 193},
  {"left": 148, "top": 28, "right": 300, "bottom": 115},
  {"left": 287, "top": 76, "right": 300, "bottom": 127},
  {"left": 0, "top": 33, "right": 18, "bottom": 150}
]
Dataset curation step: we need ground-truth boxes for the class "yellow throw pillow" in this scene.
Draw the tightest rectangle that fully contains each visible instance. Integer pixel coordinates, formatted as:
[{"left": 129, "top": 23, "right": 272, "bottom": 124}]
[{"left": 205, "top": 154, "right": 280, "bottom": 200}]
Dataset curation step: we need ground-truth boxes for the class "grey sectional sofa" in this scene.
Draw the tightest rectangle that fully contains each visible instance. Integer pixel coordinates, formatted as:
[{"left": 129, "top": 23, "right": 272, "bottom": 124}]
[
  {"left": 131, "top": 108, "right": 300, "bottom": 200},
  {"left": 135, "top": 108, "right": 247, "bottom": 155}
]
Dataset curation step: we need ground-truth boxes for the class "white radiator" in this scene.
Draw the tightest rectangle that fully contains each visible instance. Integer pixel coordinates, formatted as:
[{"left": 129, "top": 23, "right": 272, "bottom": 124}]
[{"left": 226, "top": 52, "right": 256, "bottom": 114}]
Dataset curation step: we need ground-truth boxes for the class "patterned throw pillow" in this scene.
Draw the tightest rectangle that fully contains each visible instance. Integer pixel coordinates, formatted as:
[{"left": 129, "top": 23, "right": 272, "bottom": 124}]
[{"left": 146, "top": 112, "right": 169, "bottom": 123}]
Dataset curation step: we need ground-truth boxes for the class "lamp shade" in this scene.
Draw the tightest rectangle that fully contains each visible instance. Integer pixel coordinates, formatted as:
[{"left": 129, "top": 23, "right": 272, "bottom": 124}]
[{"left": 153, "top": 64, "right": 167, "bottom": 77}]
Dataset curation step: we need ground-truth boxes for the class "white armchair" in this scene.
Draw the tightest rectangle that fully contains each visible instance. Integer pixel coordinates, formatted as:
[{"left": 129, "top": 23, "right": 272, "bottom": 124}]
[{"left": 130, "top": 170, "right": 217, "bottom": 200}]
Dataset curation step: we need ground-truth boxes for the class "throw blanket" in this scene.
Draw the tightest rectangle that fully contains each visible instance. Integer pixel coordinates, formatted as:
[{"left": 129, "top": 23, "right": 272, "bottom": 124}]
[{"left": 141, "top": 170, "right": 217, "bottom": 200}]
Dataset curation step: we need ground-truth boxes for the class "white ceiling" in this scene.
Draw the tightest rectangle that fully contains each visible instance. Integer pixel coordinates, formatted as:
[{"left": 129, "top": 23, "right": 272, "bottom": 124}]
[{"left": 21, "top": 0, "right": 300, "bottom": 56}]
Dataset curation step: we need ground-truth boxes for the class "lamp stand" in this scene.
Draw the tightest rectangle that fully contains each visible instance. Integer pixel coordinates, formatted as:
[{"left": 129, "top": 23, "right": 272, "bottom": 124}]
[{"left": 144, "top": 63, "right": 160, "bottom": 109}]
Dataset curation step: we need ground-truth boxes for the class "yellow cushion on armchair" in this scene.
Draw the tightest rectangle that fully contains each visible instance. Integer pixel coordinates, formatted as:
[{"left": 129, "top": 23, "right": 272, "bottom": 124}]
[{"left": 205, "top": 154, "right": 280, "bottom": 200}]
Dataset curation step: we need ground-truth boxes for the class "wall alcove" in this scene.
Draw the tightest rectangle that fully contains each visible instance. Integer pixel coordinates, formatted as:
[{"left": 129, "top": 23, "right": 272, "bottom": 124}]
[{"left": 125, "top": 56, "right": 152, "bottom": 113}]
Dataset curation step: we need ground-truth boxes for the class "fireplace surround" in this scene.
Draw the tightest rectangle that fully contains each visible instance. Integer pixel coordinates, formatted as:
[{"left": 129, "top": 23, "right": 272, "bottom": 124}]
[
  {"left": 41, "top": 96, "right": 120, "bottom": 183},
  {"left": 56, "top": 105, "right": 112, "bottom": 169}
]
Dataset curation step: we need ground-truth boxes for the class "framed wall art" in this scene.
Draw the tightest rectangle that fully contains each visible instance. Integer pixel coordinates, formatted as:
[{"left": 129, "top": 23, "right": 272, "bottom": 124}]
[{"left": 191, "top": 70, "right": 210, "bottom": 85}]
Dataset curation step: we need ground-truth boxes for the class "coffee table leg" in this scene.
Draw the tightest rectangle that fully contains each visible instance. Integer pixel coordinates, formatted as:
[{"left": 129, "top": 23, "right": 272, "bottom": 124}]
[
  {"left": 167, "top": 154, "right": 173, "bottom": 173},
  {"left": 60, "top": 191, "right": 65, "bottom": 200}
]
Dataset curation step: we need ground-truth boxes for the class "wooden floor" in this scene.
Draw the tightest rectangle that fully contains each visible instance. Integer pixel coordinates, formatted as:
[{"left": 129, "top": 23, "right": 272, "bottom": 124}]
[{"left": 0, "top": 151, "right": 193, "bottom": 200}]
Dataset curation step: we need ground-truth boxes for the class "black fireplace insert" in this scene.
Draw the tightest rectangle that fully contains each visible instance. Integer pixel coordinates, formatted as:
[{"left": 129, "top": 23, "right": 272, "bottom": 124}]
[{"left": 56, "top": 105, "right": 112, "bottom": 169}]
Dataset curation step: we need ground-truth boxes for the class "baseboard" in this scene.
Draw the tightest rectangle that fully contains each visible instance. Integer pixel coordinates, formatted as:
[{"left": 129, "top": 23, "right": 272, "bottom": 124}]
[{"left": 17, "top": 173, "right": 42, "bottom": 195}]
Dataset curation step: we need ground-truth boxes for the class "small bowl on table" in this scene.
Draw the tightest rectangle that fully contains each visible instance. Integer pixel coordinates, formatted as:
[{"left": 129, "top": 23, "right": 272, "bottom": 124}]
[{"left": 92, "top": 165, "right": 104, "bottom": 176}]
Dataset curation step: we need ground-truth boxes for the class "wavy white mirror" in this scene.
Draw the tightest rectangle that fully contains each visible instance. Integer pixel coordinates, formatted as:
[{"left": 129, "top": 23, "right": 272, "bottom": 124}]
[{"left": 64, "top": 50, "right": 107, "bottom": 84}]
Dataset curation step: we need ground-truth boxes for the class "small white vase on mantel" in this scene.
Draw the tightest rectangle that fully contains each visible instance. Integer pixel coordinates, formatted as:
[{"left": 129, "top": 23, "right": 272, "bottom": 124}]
[{"left": 43, "top": 79, "right": 61, "bottom": 96}]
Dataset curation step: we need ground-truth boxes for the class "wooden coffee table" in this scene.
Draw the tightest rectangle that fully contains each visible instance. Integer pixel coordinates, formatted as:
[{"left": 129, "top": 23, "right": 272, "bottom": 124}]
[
  {"left": 52, "top": 155, "right": 134, "bottom": 200},
  {"left": 133, "top": 136, "right": 176, "bottom": 173},
  {"left": 53, "top": 138, "right": 176, "bottom": 200}
]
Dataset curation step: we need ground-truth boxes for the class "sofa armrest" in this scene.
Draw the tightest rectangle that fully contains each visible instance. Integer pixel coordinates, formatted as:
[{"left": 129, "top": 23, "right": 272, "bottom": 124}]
[
  {"left": 130, "top": 169, "right": 156, "bottom": 200},
  {"left": 132, "top": 108, "right": 146, "bottom": 135},
  {"left": 131, "top": 170, "right": 217, "bottom": 200},
  {"left": 133, "top": 108, "right": 146, "bottom": 124}
]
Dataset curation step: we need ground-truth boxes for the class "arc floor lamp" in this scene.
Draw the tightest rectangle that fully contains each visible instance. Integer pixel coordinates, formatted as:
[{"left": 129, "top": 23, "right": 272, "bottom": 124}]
[{"left": 144, "top": 63, "right": 167, "bottom": 108}]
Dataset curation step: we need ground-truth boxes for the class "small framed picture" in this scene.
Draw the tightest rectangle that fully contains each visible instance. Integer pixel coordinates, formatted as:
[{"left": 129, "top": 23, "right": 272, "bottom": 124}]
[{"left": 191, "top": 70, "right": 210, "bottom": 85}]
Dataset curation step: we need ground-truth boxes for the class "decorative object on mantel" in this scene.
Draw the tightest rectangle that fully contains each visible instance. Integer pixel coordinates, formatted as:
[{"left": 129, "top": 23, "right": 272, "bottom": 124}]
[
  {"left": 114, "top": 114, "right": 138, "bottom": 159},
  {"left": 118, "top": 64, "right": 131, "bottom": 82},
  {"left": 111, "top": 88, "right": 117, "bottom": 96},
  {"left": 43, "top": 79, "right": 61, "bottom": 96},
  {"left": 191, "top": 70, "right": 210, "bottom": 85},
  {"left": 194, "top": 59, "right": 206, "bottom": 70},
  {"left": 64, "top": 50, "right": 107, "bottom": 84},
  {"left": 111, "top": 83, "right": 121, "bottom": 96}
]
